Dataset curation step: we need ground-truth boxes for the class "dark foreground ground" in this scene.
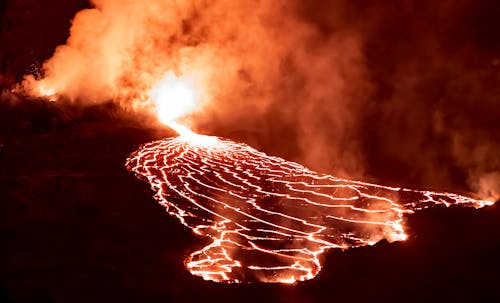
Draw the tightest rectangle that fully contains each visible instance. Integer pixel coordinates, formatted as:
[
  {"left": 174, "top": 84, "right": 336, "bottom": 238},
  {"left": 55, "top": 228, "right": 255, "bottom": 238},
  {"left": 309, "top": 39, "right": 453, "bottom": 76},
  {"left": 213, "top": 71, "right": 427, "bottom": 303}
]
[{"left": 0, "top": 98, "right": 499, "bottom": 303}]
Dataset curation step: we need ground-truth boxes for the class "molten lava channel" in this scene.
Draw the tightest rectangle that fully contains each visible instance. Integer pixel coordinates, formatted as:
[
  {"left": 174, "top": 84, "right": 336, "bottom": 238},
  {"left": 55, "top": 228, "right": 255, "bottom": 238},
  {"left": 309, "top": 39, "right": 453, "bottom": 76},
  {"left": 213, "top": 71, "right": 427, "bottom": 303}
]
[{"left": 126, "top": 133, "right": 494, "bottom": 284}]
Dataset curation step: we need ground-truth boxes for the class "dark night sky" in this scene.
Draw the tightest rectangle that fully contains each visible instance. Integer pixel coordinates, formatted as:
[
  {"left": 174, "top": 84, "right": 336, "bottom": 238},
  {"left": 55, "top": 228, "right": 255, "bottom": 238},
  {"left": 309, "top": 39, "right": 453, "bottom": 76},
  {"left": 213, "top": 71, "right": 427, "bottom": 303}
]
[{"left": 1, "top": 1, "right": 500, "bottom": 302}]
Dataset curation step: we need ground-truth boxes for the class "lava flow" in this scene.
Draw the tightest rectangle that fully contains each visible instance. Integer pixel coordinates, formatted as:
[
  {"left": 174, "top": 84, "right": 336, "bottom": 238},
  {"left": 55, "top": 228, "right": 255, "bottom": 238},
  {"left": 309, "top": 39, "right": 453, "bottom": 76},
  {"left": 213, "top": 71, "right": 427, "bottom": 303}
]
[{"left": 126, "top": 131, "right": 495, "bottom": 284}]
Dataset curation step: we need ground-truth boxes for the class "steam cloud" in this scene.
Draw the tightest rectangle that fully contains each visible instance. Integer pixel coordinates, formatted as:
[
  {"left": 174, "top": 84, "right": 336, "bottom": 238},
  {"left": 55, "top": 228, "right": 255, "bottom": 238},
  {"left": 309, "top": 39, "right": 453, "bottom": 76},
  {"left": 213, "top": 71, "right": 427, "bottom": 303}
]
[{"left": 18, "top": 0, "right": 500, "bottom": 200}]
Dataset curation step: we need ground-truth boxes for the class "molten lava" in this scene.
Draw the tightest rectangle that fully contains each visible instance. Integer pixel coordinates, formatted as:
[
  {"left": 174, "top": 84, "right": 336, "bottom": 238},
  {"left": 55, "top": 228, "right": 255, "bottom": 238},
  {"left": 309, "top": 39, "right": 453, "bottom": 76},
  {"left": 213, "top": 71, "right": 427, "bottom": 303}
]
[{"left": 126, "top": 133, "right": 494, "bottom": 284}]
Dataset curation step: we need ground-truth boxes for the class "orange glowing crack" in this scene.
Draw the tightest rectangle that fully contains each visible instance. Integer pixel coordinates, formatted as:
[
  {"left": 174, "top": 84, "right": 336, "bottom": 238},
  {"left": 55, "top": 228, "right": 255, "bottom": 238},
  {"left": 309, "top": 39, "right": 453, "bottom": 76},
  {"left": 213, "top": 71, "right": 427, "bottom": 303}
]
[{"left": 125, "top": 133, "right": 495, "bottom": 284}]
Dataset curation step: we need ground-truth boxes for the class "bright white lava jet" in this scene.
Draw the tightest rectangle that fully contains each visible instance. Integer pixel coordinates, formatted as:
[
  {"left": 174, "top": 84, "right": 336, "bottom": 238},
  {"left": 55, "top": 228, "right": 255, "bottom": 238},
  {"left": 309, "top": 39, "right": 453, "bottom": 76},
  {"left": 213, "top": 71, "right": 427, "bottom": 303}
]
[
  {"left": 147, "top": 72, "right": 217, "bottom": 145},
  {"left": 149, "top": 72, "right": 198, "bottom": 128}
]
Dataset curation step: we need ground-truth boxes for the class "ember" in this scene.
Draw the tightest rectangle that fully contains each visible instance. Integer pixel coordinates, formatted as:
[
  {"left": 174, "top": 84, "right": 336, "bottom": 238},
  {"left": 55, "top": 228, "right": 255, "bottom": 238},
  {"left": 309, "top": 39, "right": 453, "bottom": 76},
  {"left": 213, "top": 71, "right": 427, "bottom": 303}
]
[{"left": 126, "top": 133, "right": 494, "bottom": 284}]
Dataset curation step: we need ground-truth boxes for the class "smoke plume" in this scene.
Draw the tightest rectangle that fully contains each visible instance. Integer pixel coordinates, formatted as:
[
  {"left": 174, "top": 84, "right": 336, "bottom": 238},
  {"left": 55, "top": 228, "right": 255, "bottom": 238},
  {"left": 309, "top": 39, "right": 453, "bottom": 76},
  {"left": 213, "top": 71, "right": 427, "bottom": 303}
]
[{"left": 17, "top": 0, "right": 500, "bottom": 199}]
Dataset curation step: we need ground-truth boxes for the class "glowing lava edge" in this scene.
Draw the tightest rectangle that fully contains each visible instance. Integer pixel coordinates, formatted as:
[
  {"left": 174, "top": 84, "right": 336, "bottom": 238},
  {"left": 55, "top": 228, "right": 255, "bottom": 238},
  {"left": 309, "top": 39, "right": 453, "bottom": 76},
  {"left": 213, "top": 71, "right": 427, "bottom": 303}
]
[{"left": 126, "top": 133, "right": 494, "bottom": 284}]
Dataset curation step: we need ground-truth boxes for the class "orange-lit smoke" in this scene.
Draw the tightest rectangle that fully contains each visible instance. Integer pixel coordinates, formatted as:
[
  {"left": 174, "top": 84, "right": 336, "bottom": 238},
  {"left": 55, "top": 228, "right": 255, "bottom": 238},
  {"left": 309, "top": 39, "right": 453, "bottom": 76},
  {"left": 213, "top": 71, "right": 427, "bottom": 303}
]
[
  {"left": 21, "top": 0, "right": 370, "bottom": 173},
  {"left": 21, "top": 0, "right": 245, "bottom": 125},
  {"left": 19, "top": 0, "right": 500, "bottom": 201}
]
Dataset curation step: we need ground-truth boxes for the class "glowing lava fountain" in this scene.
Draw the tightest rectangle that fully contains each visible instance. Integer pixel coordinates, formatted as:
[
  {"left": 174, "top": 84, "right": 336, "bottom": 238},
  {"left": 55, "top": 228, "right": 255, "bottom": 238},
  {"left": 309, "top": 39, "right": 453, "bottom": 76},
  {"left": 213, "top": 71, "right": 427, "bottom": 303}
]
[{"left": 126, "top": 132, "right": 494, "bottom": 284}]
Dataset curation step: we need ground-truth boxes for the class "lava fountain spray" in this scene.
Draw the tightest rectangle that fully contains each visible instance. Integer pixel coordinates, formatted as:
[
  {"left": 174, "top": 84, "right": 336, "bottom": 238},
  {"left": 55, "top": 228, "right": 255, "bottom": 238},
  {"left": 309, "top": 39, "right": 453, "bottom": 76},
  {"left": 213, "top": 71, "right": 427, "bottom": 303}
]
[{"left": 125, "top": 76, "right": 496, "bottom": 284}]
